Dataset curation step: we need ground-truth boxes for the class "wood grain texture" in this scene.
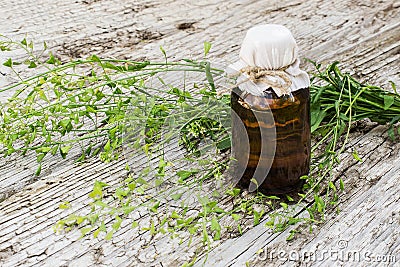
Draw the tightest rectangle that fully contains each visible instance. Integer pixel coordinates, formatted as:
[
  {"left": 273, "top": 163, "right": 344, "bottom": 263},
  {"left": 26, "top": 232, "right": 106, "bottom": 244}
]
[{"left": 0, "top": 0, "right": 399, "bottom": 266}]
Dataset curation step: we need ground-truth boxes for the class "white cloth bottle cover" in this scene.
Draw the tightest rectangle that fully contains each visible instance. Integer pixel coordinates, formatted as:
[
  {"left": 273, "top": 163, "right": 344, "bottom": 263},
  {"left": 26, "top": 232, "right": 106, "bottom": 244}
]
[{"left": 227, "top": 24, "right": 310, "bottom": 98}]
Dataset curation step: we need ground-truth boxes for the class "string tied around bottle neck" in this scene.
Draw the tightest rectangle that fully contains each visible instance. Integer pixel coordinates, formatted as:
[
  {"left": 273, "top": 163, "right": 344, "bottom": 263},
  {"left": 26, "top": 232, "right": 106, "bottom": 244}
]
[
  {"left": 239, "top": 66, "right": 292, "bottom": 97},
  {"left": 218, "top": 65, "right": 295, "bottom": 102}
]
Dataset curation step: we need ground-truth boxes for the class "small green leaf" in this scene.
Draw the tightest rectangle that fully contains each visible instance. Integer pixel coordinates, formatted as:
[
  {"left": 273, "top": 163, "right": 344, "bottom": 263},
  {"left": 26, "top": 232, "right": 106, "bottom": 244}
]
[
  {"left": 311, "top": 109, "right": 327, "bottom": 133},
  {"left": 237, "top": 224, "right": 243, "bottom": 235},
  {"left": 328, "top": 181, "right": 337, "bottom": 192},
  {"left": 58, "top": 119, "right": 73, "bottom": 133},
  {"left": 132, "top": 221, "right": 139, "bottom": 228},
  {"left": 80, "top": 226, "right": 92, "bottom": 237},
  {"left": 298, "top": 193, "right": 306, "bottom": 199},
  {"left": 60, "top": 145, "right": 72, "bottom": 159},
  {"left": 204, "top": 41, "right": 212, "bottom": 56},
  {"left": 155, "top": 178, "right": 163, "bottom": 187},
  {"left": 150, "top": 201, "right": 160, "bottom": 213},
  {"left": 170, "top": 211, "right": 180, "bottom": 219},
  {"left": 93, "top": 228, "right": 101, "bottom": 238},
  {"left": 35, "top": 164, "right": 42, "bottom": 176},
  {"left": 216, "top": 136, "right": 231, "bottom": 150},
  {"left": 93, "top": 200, "right": 107, "bottom": 208},
  {"left": 211, "top": 217, "right": 220, "bottom": 230},
  {"left": 211, "top": 217, "right": 221, "bottom": 240},
  {"left": 383, "top": 95, "right": 395, "bottom": 110},
  {"left": 314, "top": 195, "right": 325, "bottom": 213},
  {"left": 36, "top": 153, "right": 46, "bottom": 163},
  {"left": 250, "top": 178, "right": 258, "bottom": 188},
  {"left": 90, "top": 54, "right": 101, "bottom": 62},
  {"left": 214, "top": 206, "right": 225, "bottom": 213},
  {"left": 160, "top": 45, "right": 167, "bottom": 59},
  {"left": 202, "top": 223, "right": 209, "bottom": 244},
  {"left": 28, "top": 61, "right": 37, "bottom": 68},
  {"left": 122, "top": 206, "right": 135, "bottom": 215},
  {"left": 46, "top": 52, "right": 56, "bottom": 64},
  {"left": 136, "top": 177, "right": 148, "bottom": 185},
  {"left": 177, "top": 169, "right": 198, "bottom": 182},
  {"left": 253, "top": 210, "right": 264, "bottom": 226},
  {"left": 149, "top": 220, "right": 156, "bottom": 235},
  {"left": 86, "top": 105, "right": 97, "bottom": 113},
  {"left": 286, "top": 230, "right": 296, "bottom": 241},
  {"left": 112, "top": 216, "right": 122, "bottom": 231},
  {"left": 88, "top": 181, "right": 109, "bottom": 199},
  {"left": 388, "top": 81, "right": 397, "bottom": 95},
  {"left": 37, "top": 146, "right": 52, "bottom": 153},
  {"left": 231, "top": 214, "right": 241, "bottom": 221},
  {"left": 339, "top": 178, "right": 345, "bottom": 191},
  {"left": 265, "top": 219, "right": 275, "bottom": 228},
  {"left": 280, "top": 202, "right": 288, "bottom": 210},
  {"left": 226, "top": 188, "right": 241, "bottom": 197},
  {"left": 171, "top": 193, "right": 183, "bottom": 201},
  {"left": 3, "top": 58, "right": 12, "bottom": 67},
  {"left": 142, "top": 143, "right": 150, "bottom": 155},
  {"left": 352, "top": 150, "right": 362, "bottom": 162},
  {"left": 103, "top": 140, "right": 111, "bottom": 152},
  {"left": 105, "top": 230, "right": 114, "bottom": 240},
  {"left": 115, "top": 188, "right": 128, "bottom": 200},
  {"left": 287, "top": 217, "right": 301, "bottom": 225},
  {"left": 99, "top": 222, "right": 106, "bottom": 232},
  {"left": 286, "top": 195, "right": 294, "bottom": 202},
  {"left": 59, "top": 201, "right": 71, "bottom": 209}
]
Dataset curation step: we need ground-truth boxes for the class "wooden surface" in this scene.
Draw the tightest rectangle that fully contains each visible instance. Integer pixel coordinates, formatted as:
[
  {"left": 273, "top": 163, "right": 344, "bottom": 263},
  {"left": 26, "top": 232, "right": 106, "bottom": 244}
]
[{"left": 0, "top": 0, "right": 399, "bottom": 266}]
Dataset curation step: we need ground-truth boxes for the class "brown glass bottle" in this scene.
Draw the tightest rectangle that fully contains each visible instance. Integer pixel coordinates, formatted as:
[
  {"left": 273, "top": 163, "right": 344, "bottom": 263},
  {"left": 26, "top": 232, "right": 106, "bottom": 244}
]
[{"left": 230, "top": 87, "right": 310, "bottom": 195}]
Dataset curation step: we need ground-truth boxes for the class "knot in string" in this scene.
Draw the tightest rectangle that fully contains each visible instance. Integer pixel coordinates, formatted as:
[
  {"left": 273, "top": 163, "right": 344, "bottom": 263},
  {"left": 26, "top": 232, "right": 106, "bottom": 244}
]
[{"left": 239, "top": 66, "right": 292, "bottom": 97}]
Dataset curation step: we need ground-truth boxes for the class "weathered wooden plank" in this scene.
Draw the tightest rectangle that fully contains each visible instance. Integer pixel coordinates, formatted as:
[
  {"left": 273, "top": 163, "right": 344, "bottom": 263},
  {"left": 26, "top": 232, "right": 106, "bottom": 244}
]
[{"left": 196, "top": 125, "right": 399, "bottom": 266}]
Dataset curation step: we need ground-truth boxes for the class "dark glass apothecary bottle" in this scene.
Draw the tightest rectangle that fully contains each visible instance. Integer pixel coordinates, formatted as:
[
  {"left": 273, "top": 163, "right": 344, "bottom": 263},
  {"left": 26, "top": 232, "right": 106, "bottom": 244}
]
[{"left": 230, "top": 87, "right": 311, "bottom": 195}]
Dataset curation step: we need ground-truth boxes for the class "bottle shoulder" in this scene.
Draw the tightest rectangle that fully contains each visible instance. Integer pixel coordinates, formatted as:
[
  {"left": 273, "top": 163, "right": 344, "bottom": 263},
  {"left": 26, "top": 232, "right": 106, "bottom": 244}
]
[{"left": 231, "top": 87, "right": 309, "bottom": 110}]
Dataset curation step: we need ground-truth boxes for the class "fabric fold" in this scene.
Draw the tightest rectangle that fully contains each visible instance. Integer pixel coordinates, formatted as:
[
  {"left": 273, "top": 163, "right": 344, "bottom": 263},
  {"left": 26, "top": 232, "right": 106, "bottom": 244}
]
[{"left": 227, "top": 24, "right": 310, "bottom": 97}]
